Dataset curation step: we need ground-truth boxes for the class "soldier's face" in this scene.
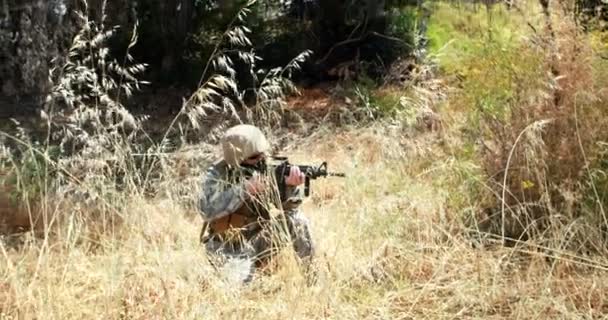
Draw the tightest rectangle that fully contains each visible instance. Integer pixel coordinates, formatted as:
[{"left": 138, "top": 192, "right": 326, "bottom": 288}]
[{"left": 241, "top": 153, "right": 265, "bottom": 166}]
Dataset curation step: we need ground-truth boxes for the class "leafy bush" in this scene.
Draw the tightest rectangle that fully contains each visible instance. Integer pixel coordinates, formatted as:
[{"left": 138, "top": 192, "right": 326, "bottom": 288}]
[{"left": 431, "top": 1, "right": 608, "bottom": 250}]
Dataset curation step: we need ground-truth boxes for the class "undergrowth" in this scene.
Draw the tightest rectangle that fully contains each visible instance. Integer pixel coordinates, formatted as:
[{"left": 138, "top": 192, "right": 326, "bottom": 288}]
[
  {"left": 429, "top": 0, "right": 608, "bottom": 251},
  {"left": 0, "top": 0, "right": 312, "bottom": 231},
  {"left": 2, "top": 0, "right": 608, "bottom": 318}
]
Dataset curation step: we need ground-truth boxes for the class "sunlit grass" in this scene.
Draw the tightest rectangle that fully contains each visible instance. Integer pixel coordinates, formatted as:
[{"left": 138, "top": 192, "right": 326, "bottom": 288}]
[{"left": 3, "top": 0, "right": 608, "bottom": 318}]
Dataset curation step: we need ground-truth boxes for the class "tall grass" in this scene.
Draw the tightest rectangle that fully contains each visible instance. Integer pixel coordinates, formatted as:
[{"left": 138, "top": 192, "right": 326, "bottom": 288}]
[
  {"left": 3, "top": 123, "right": 608, "bottom": 318},
  {"left": 426, "top": 0, "right": 608, "bottom": 251},
  {"left": 0, "top": 0, "right": 312, "bottom": 233},
  {"left": 2, "top": 0, "right": 608, "bottom": 318}
]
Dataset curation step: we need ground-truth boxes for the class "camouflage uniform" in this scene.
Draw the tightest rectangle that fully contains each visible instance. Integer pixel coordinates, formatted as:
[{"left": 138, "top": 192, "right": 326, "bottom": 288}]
[{"left": 198, "top": 125, "right": 314, "bottom": 282}]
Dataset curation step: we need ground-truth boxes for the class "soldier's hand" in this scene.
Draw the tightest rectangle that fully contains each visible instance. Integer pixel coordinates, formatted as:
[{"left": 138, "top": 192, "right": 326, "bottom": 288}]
[
  {"left": 286, "top": 166, "right": 305, "bottom": 186},
  {"left": 244, "top": 174, "right": 265, "bottom": 195}
]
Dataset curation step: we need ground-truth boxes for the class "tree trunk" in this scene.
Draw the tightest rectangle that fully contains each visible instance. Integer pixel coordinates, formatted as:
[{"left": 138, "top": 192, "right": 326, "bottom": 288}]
[
  {"left": 0, "top": 0, "right": 77, "bottom": 112},
  {"left": 0, "top": 0, "right": 199, "bottom": 116},
  {"left": 539, "top": 0, "right": 562, "bottom": 106},
  {"left": 134, "top": 0, "right": 196, "bottom": 84}
]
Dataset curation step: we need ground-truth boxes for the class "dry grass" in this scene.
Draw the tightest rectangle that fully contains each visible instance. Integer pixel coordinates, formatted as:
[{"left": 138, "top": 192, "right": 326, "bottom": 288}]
[
  {"left": 424, "top": 0, "right": 608, "bottom": 250},
  {"left": 3, "top": 0, "right": 608, "bottom": 319},
  {"left": 2, "top": 125, "right": 608, "bottom": 319}
]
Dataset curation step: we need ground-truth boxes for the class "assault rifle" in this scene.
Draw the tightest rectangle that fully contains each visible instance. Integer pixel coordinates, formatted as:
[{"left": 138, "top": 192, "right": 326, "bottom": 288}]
[
  {"left": 271, "top": 156, "right": 346, "bottom": 200},
  {"left": 242, "top": 156, "right": 346, "bottom": 201}
]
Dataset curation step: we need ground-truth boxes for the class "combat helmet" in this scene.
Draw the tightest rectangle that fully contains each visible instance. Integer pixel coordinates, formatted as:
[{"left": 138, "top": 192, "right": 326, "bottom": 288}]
[{"left": 221, "top": 124, "right": 270, "bottom": 167}]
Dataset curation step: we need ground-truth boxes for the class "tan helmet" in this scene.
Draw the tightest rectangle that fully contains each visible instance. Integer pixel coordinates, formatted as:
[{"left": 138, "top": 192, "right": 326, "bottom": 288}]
[{"left": 221, "top": 124, "right": 270, "bottom": 167}]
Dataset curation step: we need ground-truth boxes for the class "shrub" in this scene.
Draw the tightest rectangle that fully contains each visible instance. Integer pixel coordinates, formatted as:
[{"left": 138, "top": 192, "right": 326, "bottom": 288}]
[{"left": 432, "top": 1, "right": 608, "bottom": 250}]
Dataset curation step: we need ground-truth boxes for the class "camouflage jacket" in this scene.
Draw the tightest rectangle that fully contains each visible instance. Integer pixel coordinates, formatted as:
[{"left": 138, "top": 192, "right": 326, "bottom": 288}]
[{"left": 198, "top": 159, "right": 304, "bottom": 223}]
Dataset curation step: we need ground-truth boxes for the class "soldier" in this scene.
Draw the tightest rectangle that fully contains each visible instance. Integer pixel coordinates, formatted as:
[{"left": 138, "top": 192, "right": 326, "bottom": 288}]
[{"left": 198, "top": 124, "right": 315, "bottom": 283}]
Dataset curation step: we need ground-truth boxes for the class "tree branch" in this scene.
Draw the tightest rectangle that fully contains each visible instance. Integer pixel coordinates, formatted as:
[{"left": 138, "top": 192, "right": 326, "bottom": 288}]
[{"left": 317, "top": 31, "right": 410, "bottom": 65}]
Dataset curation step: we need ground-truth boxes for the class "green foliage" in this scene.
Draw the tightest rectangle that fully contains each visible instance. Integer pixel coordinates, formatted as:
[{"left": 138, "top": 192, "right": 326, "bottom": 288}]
[
  {"left": 388, "top": 5, "right": 419, "bottom": 40},
  {"left": 0, "top": 125, "right": 63, "bottom": 209},
  {"left": 328, "top": 3, "right": 435, "bottom": 123},
  {"left": 346, "top": 81, "right": 402, "bottom": 121},
  {"left": 428, "top": 0, "right": 608, "bottom": 248},
  {"left": 427, "top": 1, "right": 547, "bottom": 155},
  {"left": 430, "top": 5, "right": 551, "bottom": 233},
  {"left": 387, "top": 4, "right": 427, "bottom": 55},
  {"left": 460, "top": 43, "right": 545, "bottom": 128},
  {"left": 426, "top": 2, "right": 534, "bottom": 74}
]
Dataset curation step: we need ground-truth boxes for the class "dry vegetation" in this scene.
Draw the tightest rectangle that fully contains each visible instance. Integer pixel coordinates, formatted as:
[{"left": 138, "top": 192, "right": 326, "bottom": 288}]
[
  {"left": 3, "top": 124, "right": 608, "bottom": 319},
  {"left": 2, "top": 0, "right": 608, "bottom": 319}
]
